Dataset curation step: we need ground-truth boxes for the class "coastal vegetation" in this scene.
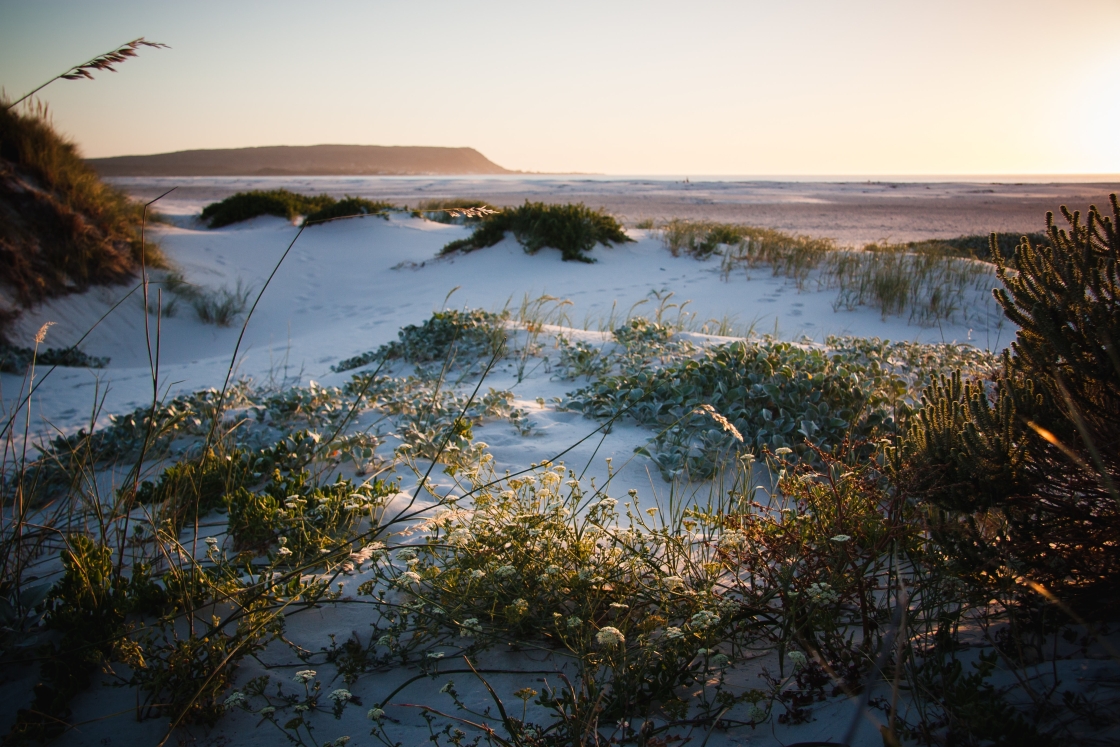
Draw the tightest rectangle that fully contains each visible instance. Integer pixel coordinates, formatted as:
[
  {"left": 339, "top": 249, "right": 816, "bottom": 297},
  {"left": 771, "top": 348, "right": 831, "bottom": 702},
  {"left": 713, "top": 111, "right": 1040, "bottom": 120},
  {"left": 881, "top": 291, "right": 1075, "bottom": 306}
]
[
  {"left": 199, "top": 190, "right": 396, "bottom": 228},
  {"left": 1, "top": 193, "right": 1116, "bottom": 746},
  {"left": 439, "top": 201, "right": 633, "bottom": 262}
]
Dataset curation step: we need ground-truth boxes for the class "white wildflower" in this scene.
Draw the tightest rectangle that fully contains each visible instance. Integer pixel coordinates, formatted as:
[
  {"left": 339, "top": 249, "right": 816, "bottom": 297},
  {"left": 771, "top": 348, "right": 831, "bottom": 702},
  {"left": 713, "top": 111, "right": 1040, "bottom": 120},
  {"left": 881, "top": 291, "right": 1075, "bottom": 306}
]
[
  {"left": 368, "top": 707, "right": 385, "bottom": 721},
  {"left": 665, "top": 627, "right": 684, "bottom": 640},
  {"left": 689, "top": 610, "right": 720, "bottom": 630},
  {"left": 774, "top": 447, "right": 793, "bottom": 455},
  {"left": 224, "top": 691, "right": 246, "bottom": 708},
  {"left": 596, "top": 627, "right": 625, "bottom": 646},
  {"left": 329, "top": 688, "right": 353, "bottom": 703},
  {"left": 806, "top": 582, "right": 839, "bottom": 604},
  {"left": 662, "top": 576, "right": 685, "bottom": 592},
  {"left": 788, "top": 650, "right": 807, "bottom": 669},
  {"left": 830, "top": 534, "right": 852, "bottom": 543},
  {"left": 277, "top": 546, "right": 293, "bottom": 557},
  {"left": 294, "top": 670, "right": 317, "bottom": 684}
]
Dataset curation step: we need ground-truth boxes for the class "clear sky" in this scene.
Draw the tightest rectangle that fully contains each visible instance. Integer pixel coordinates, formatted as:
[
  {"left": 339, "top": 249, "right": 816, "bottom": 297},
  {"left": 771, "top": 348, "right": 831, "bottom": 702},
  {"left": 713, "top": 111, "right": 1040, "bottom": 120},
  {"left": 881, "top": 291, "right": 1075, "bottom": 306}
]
[{"left": 2, "top": 0, "right": 1118, "bottom": 175}]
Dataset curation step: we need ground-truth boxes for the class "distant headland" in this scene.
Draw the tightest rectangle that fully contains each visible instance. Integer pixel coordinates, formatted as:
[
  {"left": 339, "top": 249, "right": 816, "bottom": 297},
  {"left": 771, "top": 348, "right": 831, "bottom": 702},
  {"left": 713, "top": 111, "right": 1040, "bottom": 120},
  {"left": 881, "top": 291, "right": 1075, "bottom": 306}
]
[{"left": 86, "top": 144, "right": 515, "bottom": 176}]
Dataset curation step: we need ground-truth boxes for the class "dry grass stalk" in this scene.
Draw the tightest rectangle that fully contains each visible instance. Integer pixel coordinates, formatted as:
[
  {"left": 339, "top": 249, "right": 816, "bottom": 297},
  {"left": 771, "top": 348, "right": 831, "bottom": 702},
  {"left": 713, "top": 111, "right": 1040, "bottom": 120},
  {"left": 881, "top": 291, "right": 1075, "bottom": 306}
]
[{"left": 4, "top": 38, "right": 169, "bottom": 111}]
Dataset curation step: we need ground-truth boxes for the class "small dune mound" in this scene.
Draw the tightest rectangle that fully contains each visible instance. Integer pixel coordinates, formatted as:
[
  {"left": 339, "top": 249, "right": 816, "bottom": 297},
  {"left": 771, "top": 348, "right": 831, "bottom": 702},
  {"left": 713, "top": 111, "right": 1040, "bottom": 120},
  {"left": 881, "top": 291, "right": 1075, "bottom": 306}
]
[{"left": 0, "top": 102, "right": 158, "bottom": 341}]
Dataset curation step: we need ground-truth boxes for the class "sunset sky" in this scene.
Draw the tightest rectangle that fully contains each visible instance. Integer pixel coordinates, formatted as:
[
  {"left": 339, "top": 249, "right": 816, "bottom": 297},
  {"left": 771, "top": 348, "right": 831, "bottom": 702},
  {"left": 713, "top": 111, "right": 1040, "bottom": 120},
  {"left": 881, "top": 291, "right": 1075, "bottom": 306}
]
[{"left": 2, "top": 0, "right": 1118, "bottom": 175}]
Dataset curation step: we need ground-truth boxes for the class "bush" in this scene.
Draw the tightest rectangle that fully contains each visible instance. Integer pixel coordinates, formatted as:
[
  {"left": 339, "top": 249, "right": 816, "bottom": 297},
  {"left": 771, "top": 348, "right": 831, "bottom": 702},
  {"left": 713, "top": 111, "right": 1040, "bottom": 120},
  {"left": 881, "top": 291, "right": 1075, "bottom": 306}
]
[
  {"left": 896, "top": 194, "right": 1120, "bottom": 606},
  {"left": 200, "top": 190, "right": 396, "bottom": 228},
  {"left": 303, "top": 197, "right": 395, "bottom": 224},
  {"left": 441, "top": 201, "right": 632, "bottom": 263},
  {"left": 199, "top": 189, "right": 334, "bottom": 228}
]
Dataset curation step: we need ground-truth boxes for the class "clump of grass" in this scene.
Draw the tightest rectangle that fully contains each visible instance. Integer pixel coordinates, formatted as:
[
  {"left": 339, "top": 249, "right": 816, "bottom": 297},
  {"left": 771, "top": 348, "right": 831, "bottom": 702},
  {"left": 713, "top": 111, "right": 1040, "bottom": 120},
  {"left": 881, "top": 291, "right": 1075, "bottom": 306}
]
[
  {"left": 199, "top": 191, "right": 396, "bottom": 228},
  {"left": 160, "top": 272, "right": 252, "bottom": 326},
  {"left": 823, "top": 249, "right": 996, "bottom": 324},
  {"left": 412, "top": 198, "right": 496, "bottom": 224},
  {"left": 662, "top": 220, "right": 836, "bottom": 288},
  {"left": 441, "top": 202, "right": 633, "bottom": 263},
  {"left": 0, "top": 101, "right": 165, "bottom": 339}
]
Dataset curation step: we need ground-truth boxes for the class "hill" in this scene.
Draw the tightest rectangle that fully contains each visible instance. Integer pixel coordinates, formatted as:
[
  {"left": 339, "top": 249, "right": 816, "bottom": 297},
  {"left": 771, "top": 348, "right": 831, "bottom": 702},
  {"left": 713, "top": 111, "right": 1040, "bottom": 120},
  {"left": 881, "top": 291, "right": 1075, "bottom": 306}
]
[
  {"left": 87, "top": 144, "right": 514, "bottom": 176},
  {"left": 1, "top": 102, "right": 152, "bottom": 342}
]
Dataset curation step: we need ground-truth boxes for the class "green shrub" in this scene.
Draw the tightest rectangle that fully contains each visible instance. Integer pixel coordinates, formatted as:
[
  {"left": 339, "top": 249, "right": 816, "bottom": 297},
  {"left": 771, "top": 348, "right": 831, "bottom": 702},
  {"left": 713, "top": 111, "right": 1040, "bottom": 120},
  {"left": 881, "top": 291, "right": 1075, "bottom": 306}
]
[
  {"left": 199, "top": 189, "right": 335, "bottom": 227},
  {"left": 303, "top": 196, "right": 395, "bottom": 224},
  {"left": 896, "top": 194, "right": 1120, "bottom": 605},
  {"left": 333, "top": 308, "right": 505, "bottom": 372},
  {"left": 441, "top": 201, "right": 632, "bottom": 263},
  {"left": 200, "top": 190, "right": 396, "bottom": 228},
  {"left": 0, "top": 342, "right": 108, "bottom": 373}
]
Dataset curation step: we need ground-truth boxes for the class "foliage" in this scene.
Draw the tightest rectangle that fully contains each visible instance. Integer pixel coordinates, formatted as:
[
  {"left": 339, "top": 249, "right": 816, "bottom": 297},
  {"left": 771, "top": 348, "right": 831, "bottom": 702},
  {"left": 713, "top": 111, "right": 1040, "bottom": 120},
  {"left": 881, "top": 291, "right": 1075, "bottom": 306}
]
[
  {"left": 334, "top": 308, "right": 506, "bottom": 372},
  {"left": 896, "top": 194, "right": 1120, "bottom": 604},
  {"left": 0, "top": 342, "right": 108, "bottom": 373},
  {"left": 200, "top": 190, "right": 397, "bottom": 228},
  {"left": 200, "top": 189, "right": 335, "bottom": 228},
  {"left": 565, "top": 328, "right": 995, "bottom": 480},
  {"left": 440, "top": 202, "right": 633, "bottom": 263},
  {"left": 303, "top": 197, "right": 396, "bottom": 224},
  {"left": 360, "top": 461, "right": 731, "bottom": 719}
]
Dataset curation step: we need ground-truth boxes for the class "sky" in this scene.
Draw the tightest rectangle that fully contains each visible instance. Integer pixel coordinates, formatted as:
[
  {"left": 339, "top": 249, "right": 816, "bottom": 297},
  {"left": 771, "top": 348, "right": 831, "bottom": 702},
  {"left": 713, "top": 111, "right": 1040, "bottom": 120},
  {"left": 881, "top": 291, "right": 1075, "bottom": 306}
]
[{"left": 1, "top": 0, "right": 1118, "bottom": 175}]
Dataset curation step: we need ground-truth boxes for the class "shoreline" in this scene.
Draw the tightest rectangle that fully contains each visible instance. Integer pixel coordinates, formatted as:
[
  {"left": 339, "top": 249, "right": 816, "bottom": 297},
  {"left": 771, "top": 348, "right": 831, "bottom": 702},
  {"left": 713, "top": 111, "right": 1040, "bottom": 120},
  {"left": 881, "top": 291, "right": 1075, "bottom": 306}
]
[{"left": 114, "top": 175, "right": 1120, "bottom": 245}]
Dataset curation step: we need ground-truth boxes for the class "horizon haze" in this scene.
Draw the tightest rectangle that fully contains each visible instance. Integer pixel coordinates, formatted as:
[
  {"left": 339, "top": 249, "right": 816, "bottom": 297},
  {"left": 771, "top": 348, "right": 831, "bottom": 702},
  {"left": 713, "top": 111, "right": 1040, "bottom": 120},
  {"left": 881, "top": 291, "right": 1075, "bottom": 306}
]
[{"left": 2, "top": 0, "right": 1118, "bottom": 176}]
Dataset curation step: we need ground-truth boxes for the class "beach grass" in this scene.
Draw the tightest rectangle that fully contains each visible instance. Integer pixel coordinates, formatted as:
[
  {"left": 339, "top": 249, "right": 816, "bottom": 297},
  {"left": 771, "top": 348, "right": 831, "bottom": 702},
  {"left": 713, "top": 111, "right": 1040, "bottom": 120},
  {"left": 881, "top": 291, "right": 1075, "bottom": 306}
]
[
  {"left": 0, "top": 101, "right": 165, "bottom": 340},
  {"left": 441, "top": 201, "right": 633, "bottom": 262}
]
